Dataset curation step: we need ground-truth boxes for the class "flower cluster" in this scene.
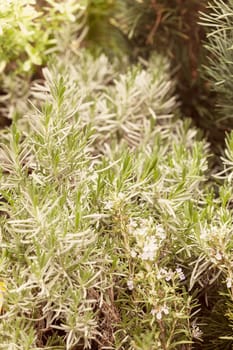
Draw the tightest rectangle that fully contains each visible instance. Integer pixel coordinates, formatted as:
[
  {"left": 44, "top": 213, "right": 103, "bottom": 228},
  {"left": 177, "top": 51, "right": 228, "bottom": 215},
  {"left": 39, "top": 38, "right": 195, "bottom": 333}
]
[
  {"left": 199, "top": 225, "right": 229, "bottom": 243},
  {"left": 198, "top": 224, "right": 232, "bottom": 265},
  {"left": 191, "top": 322, "right": 203, "bottom": 340},
  {"left": 127, "top": 218, "right": 166, "bottom": 262},
  {"left": 157, "top": 267, "right": 185, "bottom": 282},
  {"left": 176, "top": 267, "right": 186, "bottom": 281},
  {"left": 141, "top": 236, "right": 158, "bottom": 261},
  {"left": 151, "top": 305, "right": 169, "bottom": 320},
  {"left": 157, "top": 267, "right": 174, "bottom": 281}
]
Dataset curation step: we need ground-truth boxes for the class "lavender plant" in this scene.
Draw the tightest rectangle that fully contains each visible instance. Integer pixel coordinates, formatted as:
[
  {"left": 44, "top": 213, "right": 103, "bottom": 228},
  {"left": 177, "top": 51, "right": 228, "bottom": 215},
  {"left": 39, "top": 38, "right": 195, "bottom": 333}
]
[
  {"left": 0, "top": 50, "right": 210, "bottom": 349},
  {"left": 1, "top": 1, "right": 233, "bottom": 349}
]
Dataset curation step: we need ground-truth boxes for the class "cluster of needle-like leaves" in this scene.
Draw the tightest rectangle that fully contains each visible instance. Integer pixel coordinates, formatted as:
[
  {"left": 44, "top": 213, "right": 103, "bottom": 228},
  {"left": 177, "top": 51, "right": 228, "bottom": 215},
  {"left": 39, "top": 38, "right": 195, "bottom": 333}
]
[{"left": 0, "top": 51, "right": 211, "bottom": 349}]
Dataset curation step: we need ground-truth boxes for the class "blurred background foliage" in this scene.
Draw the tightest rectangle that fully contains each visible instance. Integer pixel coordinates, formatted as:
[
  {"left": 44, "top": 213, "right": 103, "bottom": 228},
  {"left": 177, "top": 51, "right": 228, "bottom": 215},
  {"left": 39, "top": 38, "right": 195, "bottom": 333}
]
[{"left": 0, "top": 0, "right": 223, "bottom": 145}]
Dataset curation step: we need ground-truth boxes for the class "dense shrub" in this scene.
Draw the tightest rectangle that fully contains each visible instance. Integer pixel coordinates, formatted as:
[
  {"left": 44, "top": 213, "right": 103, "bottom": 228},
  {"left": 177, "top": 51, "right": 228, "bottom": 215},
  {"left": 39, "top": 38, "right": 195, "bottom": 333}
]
[
  {"left": 1, "top": 1, "right": 233, "bottom": 349},
  {"left": 0, "top": 51, "right": 208, "bottom": 349}
]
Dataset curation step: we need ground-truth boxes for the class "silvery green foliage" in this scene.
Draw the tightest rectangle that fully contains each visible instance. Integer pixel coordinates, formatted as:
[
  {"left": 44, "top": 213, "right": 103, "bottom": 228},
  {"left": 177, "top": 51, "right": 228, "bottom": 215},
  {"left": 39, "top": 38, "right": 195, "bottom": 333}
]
[
  {"left": 181, "top": 131, "right": 233, "bottom": 350},
  {"left": 0, "top": 50, "right": 209, "bottom": 349},
  {"left": 32, "top": 51, "right": 177, "bottom": 150}
]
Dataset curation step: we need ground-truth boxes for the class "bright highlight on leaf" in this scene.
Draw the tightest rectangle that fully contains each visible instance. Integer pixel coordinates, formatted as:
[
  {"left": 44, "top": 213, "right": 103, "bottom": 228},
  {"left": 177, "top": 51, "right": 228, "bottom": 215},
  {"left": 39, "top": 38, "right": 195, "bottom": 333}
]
[{"left": 0, "top": 281, "right": 6, "bottom": 313}]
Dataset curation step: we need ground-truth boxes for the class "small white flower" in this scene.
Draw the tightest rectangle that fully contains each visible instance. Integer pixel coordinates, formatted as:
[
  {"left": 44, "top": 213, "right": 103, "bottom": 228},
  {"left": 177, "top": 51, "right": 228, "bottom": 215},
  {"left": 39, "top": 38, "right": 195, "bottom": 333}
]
[
  {"left": 156, "top": 224, "right": 166, "bottom": 240},
  {"left": 140, "top": 237, "right": 158, "bottom": 261},
  {"left": 161, "top": 306, "right": 169, "bottom": 315},
  {"left": 215, "top": 252, "right": 222, "bottom": 261},
  {"left": 127, "top": 279, "right": 134, "bottom": 291},
  {"left": 151, "top": 308, "right": 156, "bottom": 316},
  {"left": 165, "top": 269, "right": 173, "bottom": 281},
  {"left": 130, "top": 250, "right": 137, "bottom": 258},
  {"left": 127, "top": 219, "right": 138, "bottom": 235},
  {"left": 191, "top": 324, "right": 203, "bottom": 340},
  {"left": 105, "top": 201, "right": 113, "bottom": 210},
  {"left": 152, "top": 305, "right": 169, "bottom": 320},
  {"left": 226, "top": 277, "right": 232, "bottom": 289},
  {"left": 157, "top": 268, "right": 167, "bottom": 279},
  {"left": 176, "top": 267, "right": 185, "bottom": 281},
  {"left": 129, "top": 219, "right": 137, "bottom": 228},
  {"left": 157, "top": 268, "right": 174, "bottom": 281}
]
